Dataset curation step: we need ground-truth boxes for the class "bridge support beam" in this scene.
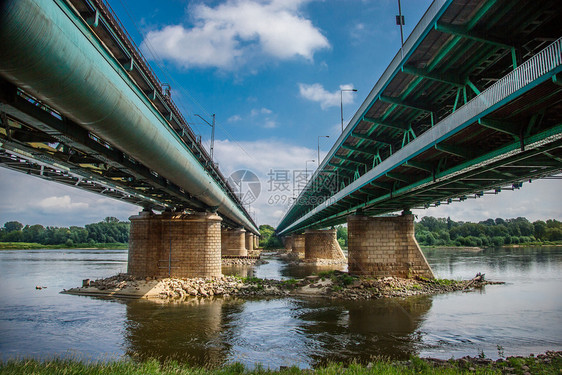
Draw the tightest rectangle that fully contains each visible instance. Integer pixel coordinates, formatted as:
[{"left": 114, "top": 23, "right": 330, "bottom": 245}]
[
  {"left": 292, "top": 234, "right": 306, "bottom": 258},
  {"left": 304, "top": 229, "right": 346, "bottom": 260},
  {"left": 128, "top": 210, "right": 222, "bottom": 278},
  {"left": 347, "top": 212, "right": 434, "bottom": 278},
  {"left": 222, "top": 227, "right": 247, "bottom": 257}
]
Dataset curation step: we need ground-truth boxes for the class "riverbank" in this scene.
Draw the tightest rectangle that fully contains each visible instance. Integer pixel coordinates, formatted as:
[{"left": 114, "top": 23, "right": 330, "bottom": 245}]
[
  {"left": 0, "top": 242, "right": 127, "bottom": 250},
  {"left": 1, "top": 351, "right": 560, "bottom": 374},
  {"left": 62, "top": 271, "right": 501, "bottom": 301}
]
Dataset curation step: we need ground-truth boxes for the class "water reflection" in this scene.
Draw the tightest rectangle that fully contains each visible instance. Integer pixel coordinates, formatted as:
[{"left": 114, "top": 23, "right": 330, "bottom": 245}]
[
  {"left": 294, "top": 296, "right": 432, "bottom": 365},
  {"left": 124, "top": 297, "right": 245, "bottom": 367}
]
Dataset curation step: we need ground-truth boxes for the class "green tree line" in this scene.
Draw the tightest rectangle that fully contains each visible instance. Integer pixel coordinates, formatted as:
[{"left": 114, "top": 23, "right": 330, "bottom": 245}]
[
  {"left": 415, "top": 216, "right": 562, "bottom": 247},
  {"left": 0, "top": 217, "right": 130, "bottom": 247}
]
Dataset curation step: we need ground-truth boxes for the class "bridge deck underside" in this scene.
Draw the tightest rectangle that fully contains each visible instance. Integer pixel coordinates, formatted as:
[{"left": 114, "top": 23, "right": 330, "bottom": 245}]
[
  {"left": 277, "top": 0, "right": 561, "bottom": 234},
  {"left": 302, "top": 79, "right": 562, "bottom": 230}
]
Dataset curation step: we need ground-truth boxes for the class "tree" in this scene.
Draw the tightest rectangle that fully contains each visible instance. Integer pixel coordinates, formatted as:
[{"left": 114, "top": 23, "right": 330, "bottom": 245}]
[{"left": 4, "top": 221, "right": 23, "bottom": 232}]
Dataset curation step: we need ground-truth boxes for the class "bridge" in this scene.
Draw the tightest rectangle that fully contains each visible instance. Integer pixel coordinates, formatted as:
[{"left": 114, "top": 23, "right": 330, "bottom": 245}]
[
  {"left": 0, "top": 0, "right": 560, "bottom": 280},
  {"left": 277, "top": 0, "right": 561, "bottom": 278},
  {"left": 0, "top": 0, "right": 259, "bottom": 278}
]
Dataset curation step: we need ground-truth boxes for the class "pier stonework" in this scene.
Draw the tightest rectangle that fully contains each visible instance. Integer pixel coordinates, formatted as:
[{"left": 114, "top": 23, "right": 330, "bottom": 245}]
[
  {"left": 284, "top": 235, "right": 293, "bottom": 252},
  {"left": 222, "top": 227, "right": 247, "bottom": 257},
  {"left": 304, "top": 229, "right": 346, "bottom": 260},
  {"left": 128, "top": 210, "right": 222, "bottom": 278},
  {"left": 292, "top": 234, "right": 306, "bottom": 257},
  {"left": 245, "top": 232, "right": 254, "bottom": 252},
  {"left": 347, "top": 213, "right": 434, "bottom": 279}
]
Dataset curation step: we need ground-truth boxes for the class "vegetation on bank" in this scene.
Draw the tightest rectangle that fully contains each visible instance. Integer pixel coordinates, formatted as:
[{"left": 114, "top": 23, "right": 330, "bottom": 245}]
[
  {"left": 0, "top": 217, "right": 129, "bottom": 248},
  {"left": 1, "top": 352, "right": 560, "bottom": 375},
  {"left": 0, "top": 242, "right": 127, "bottom": 250},
  {"left": 331, "top": 216, "right": 562, "bottom": 249},
  {"left": 414, "top": 216, "right": 562, "bottom": 247}
]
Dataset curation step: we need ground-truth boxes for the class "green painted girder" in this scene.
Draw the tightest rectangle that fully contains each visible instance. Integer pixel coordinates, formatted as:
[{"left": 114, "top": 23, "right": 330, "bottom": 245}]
[
  {"left": 341, "top": 144, "right": 379, "bottom": 155},
  {"left": 434, "top": 143, "right": 473, "bottom": 159},
  {"left": 379, "top": 95, "right": 434, "bottom": 114},
  {"left": 328, "top": 162, "right": 356, "bottom": 173},
  {"left": 370, "top": 180, "right": 394, "bottom": 191},
  {"left": 402, "top": 65, "right": 465, "bottom": 87},
  {"left": 434, "top": 23, "right": 513, "bottom": 51},
  {"left": 362, "top": 116, "right": 410, "bottom": 131},
  {"left": 385, "top": 172, "right": 413, "bottom": 183},
  {"left": 404, "top": 160, "right": 433, "bottom": 173},
  {"left": 335, "top": 153, "right": 369, "bottom": 166},
  {"left": 478, "top": 118, "right": 520, "bottom": 138},
  {"left": 351, "top": 130, "right": 396, "bottom": 144}
]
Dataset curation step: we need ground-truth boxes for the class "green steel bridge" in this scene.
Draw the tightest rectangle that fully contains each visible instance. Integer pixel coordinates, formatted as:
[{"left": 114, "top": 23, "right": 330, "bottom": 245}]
[
  {"left": 277, "top": 0, "right": 562, "bottom": 236},
  {"left": 0, "top": 0, "right": 259, "bottom": 234}
]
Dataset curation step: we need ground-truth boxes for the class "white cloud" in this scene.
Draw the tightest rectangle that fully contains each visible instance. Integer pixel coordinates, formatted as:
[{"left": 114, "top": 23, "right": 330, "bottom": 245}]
[
  {"left": 228, "top": 114, "right": 242, "bottom": 122},
  {"left": 264, "top": 119, "right": 277, "bottom": 129},
  {"left": 214, "top": 138, "right": 318, "bottom": 226},
  {"left": 251, "top": 107, "right": 273, "bottom": 116},
  {"left": 298, "top": 83, "right": 356, "bottom": 109},
  {"left": 37, "top": 195, "right": 89, "bottom": 213},
  {"left": 141, "top": 0, "right": 330, "bottom": 69}
]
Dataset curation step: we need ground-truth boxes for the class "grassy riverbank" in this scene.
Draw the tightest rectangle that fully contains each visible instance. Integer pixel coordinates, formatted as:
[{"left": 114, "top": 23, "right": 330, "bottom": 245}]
[
  {"left": 1, "top": 352, "right": 561, "bottom": 374},
  {"left": 0, "top": 242, "right": 128, "bottom": 250}
]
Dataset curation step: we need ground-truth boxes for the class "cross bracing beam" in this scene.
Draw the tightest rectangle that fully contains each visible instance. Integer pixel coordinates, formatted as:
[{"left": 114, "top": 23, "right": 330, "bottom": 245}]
[
  {"left": 362, "top": 116, "right": 410, "bottom": 131},
  {"left": 378, "top": 96, "right": 434, "bottom": 114},
  {"left": 351, "top": 131, "right": 395, "bottom": 144},
  {"left": 342, "top": 144, "right": 380, "bottom": 155},
  {"left": 401, "top": 65, "right": 465, "bottom": 87},
  {"left": 434, "top": 22, "right": 514, "bottom": 51}
]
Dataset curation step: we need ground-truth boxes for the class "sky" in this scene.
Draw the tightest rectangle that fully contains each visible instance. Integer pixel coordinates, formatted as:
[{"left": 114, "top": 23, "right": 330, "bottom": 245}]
[{"left": 0, "top": 0, "right": 560, "bottom": 228}]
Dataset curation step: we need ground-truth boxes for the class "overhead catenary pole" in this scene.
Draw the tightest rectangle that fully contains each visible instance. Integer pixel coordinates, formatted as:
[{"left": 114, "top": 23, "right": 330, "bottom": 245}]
[
  {"left": 318, "top": 135, "right": 330, "bottom": 168},
  {"left": 195, "top": 113, "right": 215, "bottom": 161}
]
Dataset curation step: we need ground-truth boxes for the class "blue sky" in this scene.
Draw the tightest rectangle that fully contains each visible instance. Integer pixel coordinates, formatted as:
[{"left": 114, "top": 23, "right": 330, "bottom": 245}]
[{"left": 0, "top": 0, "right": 560, "bottom": 227}]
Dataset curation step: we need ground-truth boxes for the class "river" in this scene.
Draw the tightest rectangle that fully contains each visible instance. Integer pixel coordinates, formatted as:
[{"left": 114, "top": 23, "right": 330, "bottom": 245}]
[{"left": 0, "top": 247, "right": 561, "bottom": 368}]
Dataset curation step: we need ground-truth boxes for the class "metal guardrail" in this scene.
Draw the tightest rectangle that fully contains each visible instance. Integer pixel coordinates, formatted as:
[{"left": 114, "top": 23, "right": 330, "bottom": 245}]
[{"left": 278, "top": 37, "right": 562, "bottom": 235}]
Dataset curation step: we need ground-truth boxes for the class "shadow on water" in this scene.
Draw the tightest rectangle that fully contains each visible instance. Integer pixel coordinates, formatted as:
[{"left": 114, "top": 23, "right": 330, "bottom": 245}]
[
  {"left": 293, "top": 296, "right": 432, "bottom": 366},
  {"left": 123, "top": 297, "right": 245, "bottom": 368},
  {"left": 121, "top": 294, "right": 432, "bottom": 368}
]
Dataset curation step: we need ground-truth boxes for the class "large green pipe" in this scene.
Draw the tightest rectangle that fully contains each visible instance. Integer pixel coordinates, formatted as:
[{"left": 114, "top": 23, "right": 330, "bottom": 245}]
[{"left": 0, "top": 0, "right": 259, "bottom": 234}]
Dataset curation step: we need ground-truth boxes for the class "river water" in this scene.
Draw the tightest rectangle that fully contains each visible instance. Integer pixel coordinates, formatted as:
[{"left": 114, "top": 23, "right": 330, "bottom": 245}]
[{"left": 0, "top": 247, "right": 561, "bottom": 368}]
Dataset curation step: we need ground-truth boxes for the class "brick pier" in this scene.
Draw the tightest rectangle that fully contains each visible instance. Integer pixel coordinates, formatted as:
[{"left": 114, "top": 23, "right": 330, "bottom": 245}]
[
  {"left": 292, "top": 234, "right": 306, "bottom": 257},
  {"left": 304, "top": 229, "right": 346, "bottom": 260},
  {"left": 128, "top": 210, "right": 222, "bottom": 278},
  {"left": 222, "top": 227, "right": 247, "bottom": 257},
  {"left": 347, "top": 212, "right": 434, "bottom": 278}
]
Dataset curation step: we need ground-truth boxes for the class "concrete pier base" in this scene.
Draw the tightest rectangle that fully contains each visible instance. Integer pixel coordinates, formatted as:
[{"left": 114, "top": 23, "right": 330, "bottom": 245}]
[
  {"left": 304, "top": 229, "right": 346, "bottom": 260},
  {"left": 128, "top": 210, "right": 222, "bottom": 278},
  {"left": 222, "top": 227, "right": 248, "bottom": 257},
  {"left": 347, "top": 213, "right": 434, "bottom": 278},
  {"left": 292, "top": 234, "right": 305, "bottom": 258}
]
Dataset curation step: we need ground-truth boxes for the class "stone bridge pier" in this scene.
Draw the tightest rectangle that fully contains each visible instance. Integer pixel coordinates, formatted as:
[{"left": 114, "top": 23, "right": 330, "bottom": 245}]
[
  {"left": 128, "top": 210, "right": 222, "bottom": 278},
  {"left": 347, "top": 211, "right": 434, "bottom": 278},
  {"left": 304, "top": 229, "right": 346, "bottom": 260},
  {"left": 222, "top": 227, "right": 247, "bottom": 257},
  {"left": 292, "top": 234, "right": 306, "bottom": 258},
  {"left": 245, "top": 232, "right": 254, "bottom": 253}
]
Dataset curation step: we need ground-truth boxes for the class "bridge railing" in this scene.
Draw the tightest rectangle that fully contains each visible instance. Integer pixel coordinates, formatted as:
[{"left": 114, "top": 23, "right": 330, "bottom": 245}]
[{"left": 427, "top": 37, "right": 561, "bottom": 144}]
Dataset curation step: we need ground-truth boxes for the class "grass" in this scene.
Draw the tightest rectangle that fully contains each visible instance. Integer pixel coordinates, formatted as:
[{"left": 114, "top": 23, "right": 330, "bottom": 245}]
[
  {"left": 0, "top": 242, "right": 128, "bottom": 250},
  {"left": 1, "top": 355, "right": 560, "bottom": 375}
]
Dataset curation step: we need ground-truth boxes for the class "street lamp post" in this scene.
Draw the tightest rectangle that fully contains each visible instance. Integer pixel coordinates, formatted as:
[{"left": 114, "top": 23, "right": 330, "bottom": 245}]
[
  {"left": 317, "top": 135, "right": 330, "bottom": 168},
  {"left": 340, "top": 89, "right": 358, "bottom": 132},
  {"left": 194, "top": 113, "right": 216, "bottom": 161}
]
